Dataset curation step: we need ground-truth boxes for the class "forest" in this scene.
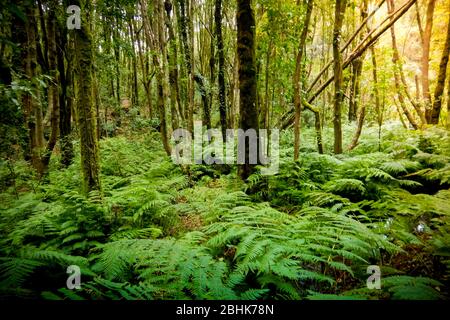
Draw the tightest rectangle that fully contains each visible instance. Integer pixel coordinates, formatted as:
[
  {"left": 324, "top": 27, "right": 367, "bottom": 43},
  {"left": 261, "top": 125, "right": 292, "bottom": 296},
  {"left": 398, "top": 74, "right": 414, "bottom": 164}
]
[{"left": 0, "top": 0, "right": 449, "bottom": 301}]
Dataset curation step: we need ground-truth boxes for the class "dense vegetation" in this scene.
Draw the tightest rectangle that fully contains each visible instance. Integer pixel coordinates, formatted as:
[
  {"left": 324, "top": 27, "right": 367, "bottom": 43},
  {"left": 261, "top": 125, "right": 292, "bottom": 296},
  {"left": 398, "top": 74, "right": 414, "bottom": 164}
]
[
  {"left": 1, "top": 0, "right": 450, "bottom": 300},
  {"left": 1, "top": 124, "right": 450, "bottom": 300}
]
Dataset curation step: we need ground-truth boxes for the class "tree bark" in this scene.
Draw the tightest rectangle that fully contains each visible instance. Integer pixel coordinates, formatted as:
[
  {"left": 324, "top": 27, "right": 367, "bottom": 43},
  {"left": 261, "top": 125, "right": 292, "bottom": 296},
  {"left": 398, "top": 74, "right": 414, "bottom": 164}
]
[
  {"left": 215, "top": 0, "right": 228, "bottom": 140},
  {"left": 429, "top": 10, "right": 450, "bottom": 125},
  {"left": 293, "top": 0, "right": 313, "bottom": 161},
  {"left": 387, "top": 0, "right": 418, "bottom": 130},
  {"left": 164, "top": 0, "right": 183, "bottom": 129},
  {"left": 42, "top": 3, "right": 59, "bottom": 174},
  {"left": 332, "top": 0, "right": 347, "bottom": 154},
  {"left": 447, "top": 70, "right": 450, "bottom": 129},
  {"left": 57, "top": 25, "right": 73, "bottom": 168},
  {"left": 237, "top": 0, "right": 258, "bottom": 180},
  {"left": 422, "top": 0, "right": 436, "bottom": 121},
  {"left": 73, "top": 0, "right": 101, "bottom": 193}
]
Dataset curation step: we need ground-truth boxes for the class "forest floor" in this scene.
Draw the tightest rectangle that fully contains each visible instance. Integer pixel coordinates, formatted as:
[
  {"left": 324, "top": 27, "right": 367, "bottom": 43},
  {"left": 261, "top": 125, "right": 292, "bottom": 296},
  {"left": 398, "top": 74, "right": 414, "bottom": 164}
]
[{"left": 1, "top": 123, "right": 449, "bottom": 300}]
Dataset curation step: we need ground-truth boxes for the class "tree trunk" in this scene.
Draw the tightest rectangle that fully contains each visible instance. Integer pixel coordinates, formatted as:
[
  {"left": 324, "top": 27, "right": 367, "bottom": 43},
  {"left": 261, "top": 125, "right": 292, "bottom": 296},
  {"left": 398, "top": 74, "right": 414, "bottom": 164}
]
[
  {"left": 348, "top": 105, "right": 366, "bottom": 151},
  {"left": 429, "top": 10, "right": 450, "bottom": 125},
  {"left": 41, "top": 4, "right": 59, "bottom": 174},
  {"left": 164, "top": 0, "right": 182, "bottom": 129},
  {"left": 215, "top": 0, "right": 228, "bottom": 140},
  {"left": 128, "top": 19, "right": 139, "bottom": 108},
  {"left": 57, "top": 25, "right": 73, "bottom": 168},
  {"left": 447, "top": 71, "right": 450, "bottom": 129},
  {"left": 143, "top": 0, "right": 171, "bottom": 155},
  {"left": 348, "top": 0, "right": 369, "bottom": 150},
  {"left": 371, "top": 43, "right": 383, "bottom": 151},
  {"left": 293, "top": 0, "right": 313, "bottom": 161},
  {"left": 188, "top": 0, "right": 195, "bottom": 133},
  {"left": 387, "top": 0, "right": 418, "bottom": 130},
  {"left": 348, "top": 59, "right": 363, "bottom": 122},
  {"left": 113, "top": 16, "right": 121, "bottom": 108},
  {"left": 73, "top": 0, "right": 101, "bottom": 193},
  {"left": 24, "top": 7, "right": 45, "bottom": 175},
  {"left": 237, "top": 0, "right": 258, "bottom": 180},
  {"left": 135, "top": 12, "right": 154, "bottom": 118},
  {"left": 422, "top": 0, "right": 436, "bottom": 121},
  {"left": 332, "top": 0, "right": 347, "bottom": 154}
]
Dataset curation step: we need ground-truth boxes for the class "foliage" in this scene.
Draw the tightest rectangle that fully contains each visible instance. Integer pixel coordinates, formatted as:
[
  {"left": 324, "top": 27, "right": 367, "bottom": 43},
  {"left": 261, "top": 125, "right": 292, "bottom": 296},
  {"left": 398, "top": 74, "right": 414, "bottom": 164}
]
[{"left": 1, "top": 127, "right": 450, "bottom": 300}]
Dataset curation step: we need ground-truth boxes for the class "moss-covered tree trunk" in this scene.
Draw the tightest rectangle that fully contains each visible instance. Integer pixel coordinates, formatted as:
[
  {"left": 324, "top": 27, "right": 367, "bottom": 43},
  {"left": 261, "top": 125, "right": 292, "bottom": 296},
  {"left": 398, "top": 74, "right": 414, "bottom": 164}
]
[
  {"left": 293, "top": 0, "right": 313, "bottom": 161},
  {"left": 41, "top": 2, "right": 59, "bottom": 173},
  {"left": 177, "top": 0, "right": 195, "bottom": 133},
  {"left": 422, "top": 0, "right": 436, "bottom": 121},
  {"left": 237, "top": 0, "right": 258, "bottom": 180},
  {"left": 22, "top": 6, "right": 45, "bottom": 175},
  {"left": 164, "top": 0, "right": 183, "bottom": 129},
  {"left": 332, "top": 0, "right": 347, "bottom": 154},
  {"left": 73, "top": 0, "right": 101, "bottom": 193},
  {"left": 447, "top": 72, "right": 450, "bottom": 129},
  {"left": 215, "top": 0, "right": 227, "bottom": 140},
  {"left": 429, "top": 10, "right": 450, "bottom": 125}
]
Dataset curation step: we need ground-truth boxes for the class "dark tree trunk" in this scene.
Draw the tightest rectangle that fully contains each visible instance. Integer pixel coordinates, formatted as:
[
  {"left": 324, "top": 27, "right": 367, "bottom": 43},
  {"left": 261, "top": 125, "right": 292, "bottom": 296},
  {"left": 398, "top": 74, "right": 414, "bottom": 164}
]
[
  {"left": 42, "top": 3, "right": 59, "bottom": 174},
  {"left": 332, "top": 0, "right": 347, "bottom": 154},
  {"left": 237, "top": 0, "right": 258, "bottom": 180},
  {"left": 348, "top": 59, "right": 363, "bottom": 122},
  {"left": 215, "top": 0, "right": 227, "bottom": 140},
  {"left": 59, "top": 29, "right": 73, "bottom": 168},
  {"left": 194, "top": 74, "right": 211, "bottom": 129}
]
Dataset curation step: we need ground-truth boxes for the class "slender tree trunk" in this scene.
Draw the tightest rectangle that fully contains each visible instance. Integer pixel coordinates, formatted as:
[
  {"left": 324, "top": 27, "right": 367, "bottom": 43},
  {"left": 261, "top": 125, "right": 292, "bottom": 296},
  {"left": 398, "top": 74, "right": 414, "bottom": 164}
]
[
  {"left": 348, "top": 105, "right": 366, "bottom": 151},
  {"left": 387, "top": 0, "right": 418, "bottom": 130},
  {"left": 209, "top": 3, "right": 215, "bottom": 116},
  {"left": 293, "top": 0, "right": 313, "bottom": 161},
  {"left": 57, "top": 25, "right": 73, "bottom": 168},
  {"left": 41, "top": 4, "right": 59, "bottom": 174},
  {"left": 164, "top": 0, "right": 182, "bottom": 129},
  {"left": 422, "top": 0, "right": 436, "bottom": 121},
  {"left": 73, "top": 0, "right": 101, "bottom": 193},
  {"left": 177, "top": 0, "right": 195, "bottom": 132},
  {"left": 143, "top": 0, "right": 171, "bottom": 155},
  {"left": 237, "top": 0, "right": 258, "bottom": 180},
  {"left": 371, "top": 44, "right": 383, "bottom": 151},
  {"left": 394, "top": 98, "right": 408, "bottom": 128},
  {"left": 262, "top": 38, "right": 272, "bottom": 132},
  {"left": 25, "top": 7, "right": 45, "bottom": 175},
  {"left": 135, "top": 13, "right": 154, "bottom": 118},
  {"left": 348, "top": 0, "right": 369, "bottom": 150},
  {"left": 429, "top": 10, "right": 450, "bottom": 125},
  {"left": 447, "top": 72, "right": 450, "bottom": 129},
  {"left": 215, "top": 0, "right": 228, "bottom": 140},
  {"left": 348, "top": 59, "right": 363, "bottom": 122},
  {"left": 332, "top": 0, "right": 347, "bottom": 154},
  {"left": 128, "top": 19, "right": 139, "bottom": 107},
  {"left": 113, "top": 16, "right": 121, "bottom": 107},
  {"left": 188, "top": 0, "right": 195, "bottom": 133}
]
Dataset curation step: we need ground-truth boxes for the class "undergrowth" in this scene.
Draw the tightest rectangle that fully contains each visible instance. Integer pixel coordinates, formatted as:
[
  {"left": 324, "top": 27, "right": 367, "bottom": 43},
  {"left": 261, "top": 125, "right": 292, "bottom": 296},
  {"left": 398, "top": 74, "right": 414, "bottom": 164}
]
[{"left": 0, "top": 124, "right": 449, "bottom": 300}]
